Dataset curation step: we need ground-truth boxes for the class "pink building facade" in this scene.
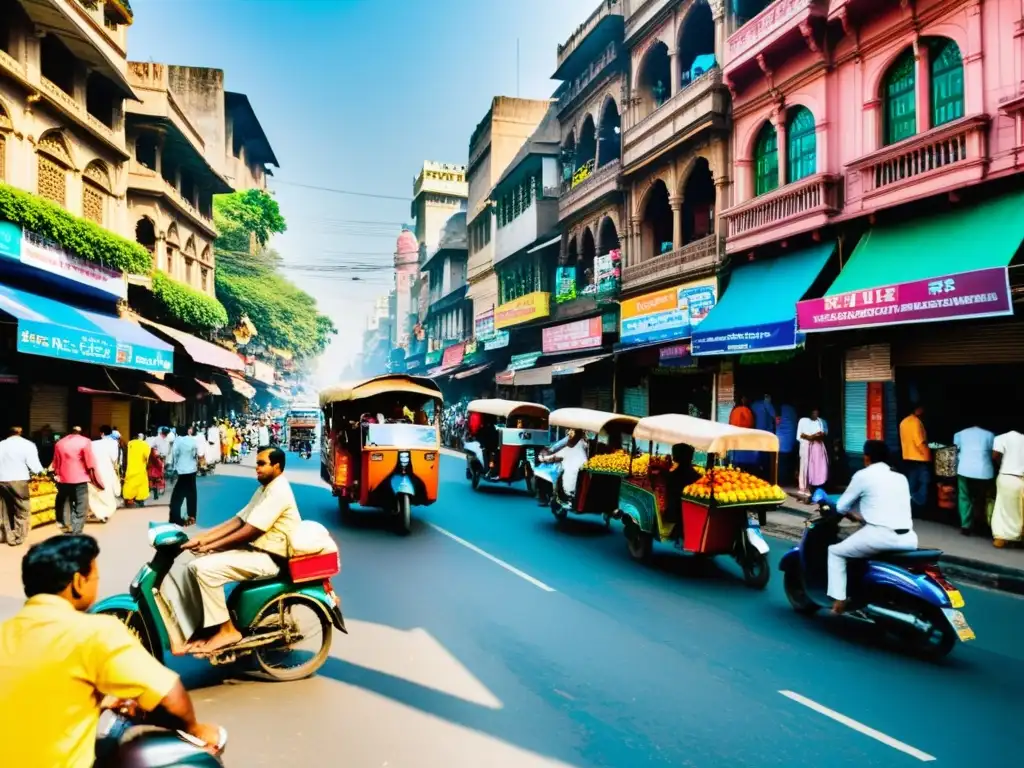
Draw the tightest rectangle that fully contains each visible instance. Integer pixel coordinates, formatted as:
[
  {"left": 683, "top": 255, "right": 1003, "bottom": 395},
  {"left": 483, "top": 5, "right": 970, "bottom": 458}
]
[{"left": 722, "top": 0, "right": 1024, "bottom": 252}]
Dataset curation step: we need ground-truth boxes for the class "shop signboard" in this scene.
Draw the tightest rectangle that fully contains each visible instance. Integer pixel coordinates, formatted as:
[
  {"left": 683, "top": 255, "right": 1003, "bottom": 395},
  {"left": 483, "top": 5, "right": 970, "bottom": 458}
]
[
  {"left": 425, "top": 349, "right": 442, "bottom": 366},
  {"left": 542, "top": 317, "right": 602, "bottom": 354},
  {"left": 601, "top": 308, "right": 619, "bottom": 334},
  {"left": 691, "top": 319, "right": 800, "bottom": 356},
  {"left": 658, "top": 343, "right": 694, "bottom": 368},
  {"left": 509, "top": 352, "right": 541, "bottom": 371},
  {"left": 483, "top": 329, "right": 510, "bottom": 350},
  {"left": 16, "top": 320, "right": 172, "bottom": 373},
  {"left": 619, "top": 278, "right": 717, "bottom": 347},
  {"left": 474, "top": 310, "right": 494, "bottom": 339},
  {"left": 554, "top": 267, "right": 577, "bottom": 304},
  {"left": 0, "top": 222, "right": 126, "bottom": 300},
  {"left": 595, "top": 249, "right": 621, "bottom": 297},
  {"left": 796, "top": 267, "right": 1013, "bottom": 332},
  {"left": 441, "top": 342, "right": 465, "bottom": 369},
  {"left": 495, "top": 291, "right": 550, "bottom": 329}
]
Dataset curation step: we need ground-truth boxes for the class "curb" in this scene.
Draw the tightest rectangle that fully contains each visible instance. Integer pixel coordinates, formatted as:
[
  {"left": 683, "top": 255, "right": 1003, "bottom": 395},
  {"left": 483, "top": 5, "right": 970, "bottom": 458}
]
[{"left": 768, "top": 507, "right": 1024, "bottom": 597}]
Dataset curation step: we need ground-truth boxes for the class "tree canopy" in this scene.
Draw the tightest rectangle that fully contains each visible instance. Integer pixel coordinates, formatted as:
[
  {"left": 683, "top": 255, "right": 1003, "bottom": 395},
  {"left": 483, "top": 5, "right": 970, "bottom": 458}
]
[{"left": 213, "top": 190, "right": 336, "bottom": 359}]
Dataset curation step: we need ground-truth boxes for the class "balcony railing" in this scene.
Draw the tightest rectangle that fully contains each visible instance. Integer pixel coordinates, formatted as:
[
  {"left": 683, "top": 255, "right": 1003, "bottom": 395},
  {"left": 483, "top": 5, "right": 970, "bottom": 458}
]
[
  {"left": 723, "top": 173, "right": 840, "bottom": 248},
  {"left": 556, "top": 40, "right": 618, "bottom": 113},
  {"left": 559, "top": 159, "right": 621, "bottom": 221},
  {"left": 725, "top": 0, "right": 825, "bottom": 75},
  {"left": 0, "top": 48, "right": 24, "bottom": 78},
  {"left": 845, "top": 115, "right": 989, "bottom": 210},
  {"left": 622, "top": 234, "right": 722, "bottom": 292},
  {"left": 40, "top": 76, "right": 120, "bottom": 144}
]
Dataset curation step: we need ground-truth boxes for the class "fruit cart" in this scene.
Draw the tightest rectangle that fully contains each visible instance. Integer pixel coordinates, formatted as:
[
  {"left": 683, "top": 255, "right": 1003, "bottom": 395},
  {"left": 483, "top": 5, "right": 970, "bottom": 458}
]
[
  {"left": 29, "top": 475, "right": 58, "bottom": 528},
  {"left": 614, "top": 414, "right": 783, "bottom": 589},
  {"left": 535, "top": 408, "right": 639, "bottom": 525}
]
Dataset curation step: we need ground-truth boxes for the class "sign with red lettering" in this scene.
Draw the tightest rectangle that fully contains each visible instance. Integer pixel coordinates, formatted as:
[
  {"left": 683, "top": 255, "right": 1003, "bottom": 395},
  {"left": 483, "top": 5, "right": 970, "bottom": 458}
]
[{"left": 867, "top": 382, "right": 885, "bottom": 441}]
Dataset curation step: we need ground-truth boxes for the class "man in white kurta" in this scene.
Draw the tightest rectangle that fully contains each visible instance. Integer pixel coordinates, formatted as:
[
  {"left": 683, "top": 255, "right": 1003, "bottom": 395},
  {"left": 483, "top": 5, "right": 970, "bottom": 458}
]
[
  {"left": 205, "top": 422, "right": 222, "bottom": 466},
  {"left": 992, "top": 430, "right": 1024, "bottom": 546},
  {"left": 827, "top": 440, "right": 918, "bottom": 613}
]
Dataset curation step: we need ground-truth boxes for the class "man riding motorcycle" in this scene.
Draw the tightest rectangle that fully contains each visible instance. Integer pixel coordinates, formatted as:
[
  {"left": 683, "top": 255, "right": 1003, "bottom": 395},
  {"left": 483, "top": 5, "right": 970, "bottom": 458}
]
[
  {"left": 537, "top": 429, "right": 588, "bottom": 501},
  {"left": 827, "top": 440, "right": 918, "bottom": 614},
  {"left": 0, "top": 535, "right": 222, "bottom": 767},
  {"left": 182, "top": 446, "right": 301, "bottom": 653}
]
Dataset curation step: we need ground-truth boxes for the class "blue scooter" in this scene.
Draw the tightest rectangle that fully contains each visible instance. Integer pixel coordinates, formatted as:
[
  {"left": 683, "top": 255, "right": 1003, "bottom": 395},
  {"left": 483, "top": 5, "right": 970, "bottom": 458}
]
[{"left": 779, "top": 489, "right": 975, "bottom": 658}]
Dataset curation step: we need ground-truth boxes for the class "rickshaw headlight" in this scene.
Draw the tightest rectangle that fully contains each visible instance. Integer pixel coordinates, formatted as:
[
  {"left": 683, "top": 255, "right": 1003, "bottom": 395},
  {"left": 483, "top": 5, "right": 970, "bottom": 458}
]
[
  {"left": 424, "top": 452, "right": 436, "bottom": 461},
  {"left": 399, "top": 451, "right": 411, "bottom": 468}
]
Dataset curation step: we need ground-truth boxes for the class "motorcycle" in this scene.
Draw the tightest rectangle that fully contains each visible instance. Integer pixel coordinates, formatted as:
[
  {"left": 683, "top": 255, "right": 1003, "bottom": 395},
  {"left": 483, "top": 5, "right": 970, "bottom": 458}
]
[
  {"left": 91, "top": 522, "right": 347, "bottom": 680},
  {"left": 779, "top": 489, "right": 975, "bottom": 658},
  {"left": 95, "top": 711, "right": 227, "bottom": 767}
]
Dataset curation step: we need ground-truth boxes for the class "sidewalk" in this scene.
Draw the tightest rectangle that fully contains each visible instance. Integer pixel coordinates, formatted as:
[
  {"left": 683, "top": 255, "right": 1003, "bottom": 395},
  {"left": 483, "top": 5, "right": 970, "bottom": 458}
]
[{"left": 765, "top": 494, "right": 1024, "bottom": 596}]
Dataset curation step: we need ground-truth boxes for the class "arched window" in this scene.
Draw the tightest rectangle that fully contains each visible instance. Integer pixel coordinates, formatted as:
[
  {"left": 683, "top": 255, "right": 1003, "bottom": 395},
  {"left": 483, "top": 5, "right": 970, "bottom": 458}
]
[
  {"left": 884, "top": 49, "right": 916, "bottom": 145},
  {"left": 786, "top": 107, "right": 816, "bottom": 184},
  {"left": 36, "top": 131, "right": 73, "bottom": 207},
  {"left": 754, "top": 122, "right": 779, "bottom": 196},
  {"left": 82, "top": 161, "right": 111, "bottom": 226},
  {"left": 930, "top": 39, "right": 964, "bottom": 128}
]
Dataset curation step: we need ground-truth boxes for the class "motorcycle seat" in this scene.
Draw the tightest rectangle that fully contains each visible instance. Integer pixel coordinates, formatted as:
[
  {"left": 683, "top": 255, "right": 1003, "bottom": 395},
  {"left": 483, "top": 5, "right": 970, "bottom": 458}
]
[{"left": 870, "top": 548, "right": 943, "bottom": 565}]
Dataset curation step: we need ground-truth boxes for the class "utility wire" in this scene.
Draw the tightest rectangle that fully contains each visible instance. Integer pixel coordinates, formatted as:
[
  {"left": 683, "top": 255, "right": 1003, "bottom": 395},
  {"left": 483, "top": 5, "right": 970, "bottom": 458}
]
[{"left": 272, "top": 179, "right": 409, "bottom": 201}]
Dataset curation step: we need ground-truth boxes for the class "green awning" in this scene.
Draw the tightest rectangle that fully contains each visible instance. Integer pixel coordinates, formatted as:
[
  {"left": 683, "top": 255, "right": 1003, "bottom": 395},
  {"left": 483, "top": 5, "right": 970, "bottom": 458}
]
[{"left": 827, "top": 189, "right": 1024, "bottom": 295}]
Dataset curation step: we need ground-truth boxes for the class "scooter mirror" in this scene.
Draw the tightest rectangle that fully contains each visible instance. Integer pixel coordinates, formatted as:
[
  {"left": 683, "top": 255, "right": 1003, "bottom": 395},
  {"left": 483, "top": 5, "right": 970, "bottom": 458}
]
[{"left": 810, "top": 488, "right": 828, "bottom": 504}]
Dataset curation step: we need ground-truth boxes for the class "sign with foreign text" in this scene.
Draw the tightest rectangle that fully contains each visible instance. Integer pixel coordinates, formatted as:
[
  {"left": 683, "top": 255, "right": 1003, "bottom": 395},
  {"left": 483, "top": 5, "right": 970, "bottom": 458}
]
[
  {"left": 495, "top": 291, "right": 551, "bottom": 329},
  {"left": 691, "top": 319, "right": 799, "bottom": 356},
  {"left": 474, "top": 310, "right": 495, "bottom": 339},
  {"left": 867, "top": 382, "right": 885, "bottom": 441},
  {"left": 796, "top": 267, "right": 1013, "bottom": 332},
  {"left": 509, "top": 352, "right": 541, "bottom": 371},
  {"left": 619, "top": 278, "right": 717, "bottom": 347},
  {"left": 483, "top": 330, "right": 510, "bottom": 350},
  {"left": 441, "top": 342, "right": 465, "bottom": 370},
  {"left": 0, "top": 222, "right": 126, "bottom": 300},
  {"left": 16, "top": 319, "right": 172, "bottom": 373},
  {"left": 542, "top": 316, "right": 603, "bottom": 354}
]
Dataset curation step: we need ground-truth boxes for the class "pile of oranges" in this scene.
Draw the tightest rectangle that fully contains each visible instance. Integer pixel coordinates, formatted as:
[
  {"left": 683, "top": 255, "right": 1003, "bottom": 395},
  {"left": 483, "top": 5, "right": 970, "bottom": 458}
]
[
  {"left": 583, "top": 451, "right": 672, "bottom": 478},
  {"left": 683, "top": 466, "right": 786, "bottom": 505}
]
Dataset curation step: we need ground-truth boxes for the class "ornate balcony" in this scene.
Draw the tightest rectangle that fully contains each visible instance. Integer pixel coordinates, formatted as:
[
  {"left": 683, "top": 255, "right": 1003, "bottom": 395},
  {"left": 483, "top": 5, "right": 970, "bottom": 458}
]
[
  {"left": 621, "top": 234, "right": 722, "bottom": 294},
  {"left": 559, "top": 159, "right": 621, "bottom": 222},
  {"left": 622, "top": 69, "right": 727, "bottom": 171},
  {"left": 128, "top": 164, "right": 217, "bottom": 236},
  {"left": 38, "top": 76, "right": 125, "bottom": 154},
  {"left": 843, "top": 115, "right": 990, "bottom": 216},
  {"left": 724, "top": 0, "right": 827, "bottom": 90},
  {"left": 722, "top": 173, "right": 841, "bottom": 253}
]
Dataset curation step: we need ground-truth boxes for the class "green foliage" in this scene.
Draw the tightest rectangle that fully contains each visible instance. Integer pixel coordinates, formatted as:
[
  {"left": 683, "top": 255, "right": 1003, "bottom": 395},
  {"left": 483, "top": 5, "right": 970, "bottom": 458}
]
[
  {"left": 0, "top": 183, "right": 151, "bottom": 274},
  {"left": 213, "top": 190, "right": 286, "bottom": 251},
  {"left": 152, "top": 271, "right": 229, "bottom": 331}
]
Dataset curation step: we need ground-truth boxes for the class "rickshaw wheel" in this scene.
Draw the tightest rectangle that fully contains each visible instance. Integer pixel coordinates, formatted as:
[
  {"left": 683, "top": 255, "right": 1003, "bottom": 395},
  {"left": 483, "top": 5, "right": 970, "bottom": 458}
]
[
  {"left": 524, "top": 472, "right": 535, "bottom": 496},
  {"left": 739, "top": 550, "right": 770, "bottom": 589},
  {"left": 471, "top": 468, "right": 481, "bottom": 490},
  {"left": 337, "top": 497, "right": 353, "bottom": 521},
  {"left": 626, "top": 525, "right": 653, "bottom": 562},
  {"left": 395, "top": 494, "right": 412, "bottom": 536},
  {"left": 550, "top": 498, "right": 568, "bottom": 523}
]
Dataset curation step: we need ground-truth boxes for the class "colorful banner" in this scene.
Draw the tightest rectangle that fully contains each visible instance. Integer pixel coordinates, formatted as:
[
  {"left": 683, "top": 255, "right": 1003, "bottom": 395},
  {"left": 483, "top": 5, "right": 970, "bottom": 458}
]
[
  {"left": 474, "top": 310, "right": 495, "bottom": 338},
  {"left": 483, "top": 330, "right": 510, "bottom": 350},
  {"left": 554, "top": 267, "right": 577, "bottom": 304},
  {"left": 867, "top": 382, "right": 885, "bottom": 441},
  {"left": 797, "top": 267, "right": 1013, "bottom": 332},
  {"left": 441, "top": 342, "right": 465, "bottom": 369},
  {"left": 619, "top": 278, "right": 717, "bottom": 347},
  {"left": 691, "top": 319, "right": 799, "bottom": 356},
  {"left": 542, "top": 316, "right": 602, "bottom": 354},
  {"left": 425, "top": 349, "right": 442, "bottom": 366},
  {"left": 495, "top": 291, "right": 550, "bottom": 329},
  {"left": 17, "top": 320, "right": 172, "bottom": 373},
  {"left": 509, "top": 352, "right": 541, "bottom": 370}
]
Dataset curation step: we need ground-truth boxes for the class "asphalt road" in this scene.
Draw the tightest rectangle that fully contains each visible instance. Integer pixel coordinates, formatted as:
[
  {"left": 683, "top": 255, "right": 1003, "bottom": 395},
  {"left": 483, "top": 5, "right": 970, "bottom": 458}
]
[{"left": 2, "top": 453, "right": 1020, "bottom": 766}]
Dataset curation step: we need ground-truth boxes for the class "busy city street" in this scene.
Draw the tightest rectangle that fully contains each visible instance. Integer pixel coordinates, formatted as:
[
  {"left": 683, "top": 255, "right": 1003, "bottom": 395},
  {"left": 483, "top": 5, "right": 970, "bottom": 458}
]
[{"left": 3, "top": 453, "right": 1018, "bottom": 767}]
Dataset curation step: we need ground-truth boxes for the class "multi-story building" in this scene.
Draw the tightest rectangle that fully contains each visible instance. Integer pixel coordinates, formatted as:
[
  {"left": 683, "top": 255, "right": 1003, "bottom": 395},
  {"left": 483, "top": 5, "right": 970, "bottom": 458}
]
[
  {"left": 392, "top": 227, "right": 419, "bottom": 350},
  {"left": 0, "top": 0, "right": 136, "bottom": 235},
  {"left": 224, "top": 91, "right": 277, "bottom": 192},
  {"left": 422, "top": 211, "right": 470, "bottom": 371},
  {"left": 466, "top": 97, "right": 551, "bottom": 338}
]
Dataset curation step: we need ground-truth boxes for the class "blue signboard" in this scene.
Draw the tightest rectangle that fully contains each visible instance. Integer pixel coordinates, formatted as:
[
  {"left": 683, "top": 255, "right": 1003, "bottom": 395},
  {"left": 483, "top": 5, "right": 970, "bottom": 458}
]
[
  {"left": 690, "top": 319, "right": 802, "bottom": 356},
  {"left": 619, "top": 279, "right": 717, "bottom": 347},
  {"left": 17, "top": 319, "right": 173, "bottom": 373}
]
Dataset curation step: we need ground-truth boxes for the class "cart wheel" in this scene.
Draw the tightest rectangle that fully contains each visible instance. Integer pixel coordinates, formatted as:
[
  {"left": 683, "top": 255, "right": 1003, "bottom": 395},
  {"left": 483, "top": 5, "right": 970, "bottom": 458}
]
[
  {"left": 626, "top": 525, "right": 653, "bottom": 562},
  {"left": 471, "top": 468, "right": 481, "bottom": 490},
  {"left": 740, "top": 550, "right": 770, "bottom": 589}
]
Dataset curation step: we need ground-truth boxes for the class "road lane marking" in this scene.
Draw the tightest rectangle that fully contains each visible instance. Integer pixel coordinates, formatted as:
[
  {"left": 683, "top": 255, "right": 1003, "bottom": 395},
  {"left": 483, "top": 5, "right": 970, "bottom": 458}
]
[
  {"left": 428, "top": 524, "right": 556, "bottom": 593},
  {"left": 778, "top": 690, "right": 936, "bottom": 762}
]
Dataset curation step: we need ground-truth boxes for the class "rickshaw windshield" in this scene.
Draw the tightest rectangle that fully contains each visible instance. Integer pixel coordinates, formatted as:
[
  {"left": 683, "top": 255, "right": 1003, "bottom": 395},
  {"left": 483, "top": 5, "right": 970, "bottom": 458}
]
[
  {"left": 632, "top": 414, "right": 779, "bottom": 455},
  {"left": 467, "top": 399, "right": 549, "bottom": 427}
]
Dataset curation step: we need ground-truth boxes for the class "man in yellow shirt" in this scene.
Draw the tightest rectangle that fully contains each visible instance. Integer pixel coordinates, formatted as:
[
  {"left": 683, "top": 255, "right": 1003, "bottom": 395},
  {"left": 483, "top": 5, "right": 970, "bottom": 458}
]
[
  {"left": 0, "top": 534, "right": 221, "bottom": 768},
  {"left": 183, "top": 446, "right": 301, "bottom": 653},
  {"left": 899, "top": 404, "right": 932, "bottom": 512}
]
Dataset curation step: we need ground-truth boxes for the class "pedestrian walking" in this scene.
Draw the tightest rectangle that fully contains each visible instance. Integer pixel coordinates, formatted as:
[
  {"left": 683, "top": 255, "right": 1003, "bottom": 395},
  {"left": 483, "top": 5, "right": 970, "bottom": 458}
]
[
  {"left": 899, "top": 404, "right": 931, "bottom": 513},
  {"left": 122, "top": 433, "right": 151, "bottom": 507},
  {"left": 991, "top": 428, "right": 1024, "bottom": 548},
  {"left": 205, "top": 421, "right": 222, "bottom": 467},
  {"left": 0, "top": 426, "right": 44, "bottom": 546},
  {"left": 88, "top": 426, "right": 121, "bottom": 523},
  {"left": 952, "top": 422, "right": 994, "bottom": 536},
  {"left": 52, "top": 427, "right": 103, "bottom": 534},
  {"left": 169, "top": 425, "right": 200, "bottom": 526},
  {"left": 797, "top": 408, "right": 829, "bottom": 497}
]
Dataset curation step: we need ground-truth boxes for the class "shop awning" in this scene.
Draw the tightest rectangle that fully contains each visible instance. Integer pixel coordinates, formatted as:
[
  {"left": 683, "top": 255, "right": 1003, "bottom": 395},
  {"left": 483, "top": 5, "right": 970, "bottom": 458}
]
[
  {"left": 0, "top": 283, "right": 174, "bottom": 373},
  {"left": 144, "top": 382, "right": 186, "bottom": 403},
  {"left": 498, "top": 352, "right": 612, "bottom": 386},
  {"left": 692, "top": 244, "right": 834, "bottom": 356},
  {"left": 228, "top": 373, "right": 257, "bottom": 399},
  {"left": 140, "top": 319, "right": 244, "bottom": 372},
  {"left": 454, "top": 363, "right": 492, "bottom": 380},
  {"left": 195, "top": 379, "right": 222, "bottom": 396},
  {"left": 797, "top": 192, "right": 1023, "bottom": 333}
]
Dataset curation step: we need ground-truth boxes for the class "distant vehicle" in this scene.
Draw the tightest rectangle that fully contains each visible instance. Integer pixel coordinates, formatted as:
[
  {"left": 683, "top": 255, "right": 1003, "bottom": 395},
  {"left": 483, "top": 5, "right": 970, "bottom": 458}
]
[{"left": 286, "top": 403, "right": 320, "bottom": 452}]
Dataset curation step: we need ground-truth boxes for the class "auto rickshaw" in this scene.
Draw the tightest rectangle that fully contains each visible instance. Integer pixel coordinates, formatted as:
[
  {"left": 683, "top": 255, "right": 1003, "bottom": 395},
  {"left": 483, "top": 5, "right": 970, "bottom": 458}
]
[
  {"left": 319, "top": 375, "right": 442, "bottom": 535},
  {"left": 533, "top": 408, "right": 639, "bottom": 526},
  {"left": 613, "top": 414, "right": 786, "bottom": 589},
  {"left": 463, "top": 399, "right": 549, "bottom": 492}
]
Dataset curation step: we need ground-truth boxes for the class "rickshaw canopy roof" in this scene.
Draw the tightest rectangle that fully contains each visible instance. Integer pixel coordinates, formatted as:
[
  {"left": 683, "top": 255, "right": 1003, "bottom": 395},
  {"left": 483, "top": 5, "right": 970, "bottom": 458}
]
[
  {"left": 549, "top": 408, "right": 639, "bottom": 435},
  {"left": 466, "top": 399, "right": 549, "bottom": 420},
  {"left": 319, "top": 375, "right": 443, "bottom": 407},
  {"left": 633, "top": 414, "right": 780, "bottom": 454}
]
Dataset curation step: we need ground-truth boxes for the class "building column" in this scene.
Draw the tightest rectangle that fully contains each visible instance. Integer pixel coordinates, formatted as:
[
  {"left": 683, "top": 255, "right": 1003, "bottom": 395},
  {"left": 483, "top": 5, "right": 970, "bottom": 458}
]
[
  {"left": 712, "top": 6, "right": 727, "bottom": 66},
  {"left": 773, "top": 110, "right": 788, "bottom": 188},
  {"left": 913, "top": 38, "right": 929, "bottom": 134},
  {"left": 630, "top": 215, "right": 642, "bottom": 265},
  {"left": 714, "top": 175, "right": 729, "bottom": 238},
  {"left": 670, "top": 194, "right": 684, "bottom": 249},
  {"left": 669, "top": 48, "right": 681, "bottom": 96}
]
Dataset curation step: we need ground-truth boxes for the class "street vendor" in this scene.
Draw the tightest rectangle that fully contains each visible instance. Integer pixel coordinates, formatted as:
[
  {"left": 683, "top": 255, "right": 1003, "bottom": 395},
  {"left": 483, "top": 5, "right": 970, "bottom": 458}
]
[{"left": 667, "top": 444, "right": 701, "bottom": 527}]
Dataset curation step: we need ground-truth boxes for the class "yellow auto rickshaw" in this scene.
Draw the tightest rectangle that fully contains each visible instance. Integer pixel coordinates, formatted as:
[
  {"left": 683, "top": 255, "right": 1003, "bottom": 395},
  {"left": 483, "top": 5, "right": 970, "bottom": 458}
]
[{"left": 320, "top": 375, "right": 442, "bottom": 535}]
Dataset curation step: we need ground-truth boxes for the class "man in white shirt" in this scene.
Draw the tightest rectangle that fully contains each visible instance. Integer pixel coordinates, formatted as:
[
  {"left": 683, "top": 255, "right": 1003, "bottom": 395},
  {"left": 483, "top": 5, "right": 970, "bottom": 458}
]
[
  {"left": 181, "top": 447, "right": 301, "bottom": 652},
  {"left": 0, "top": 426, "right": 44, "bottom": 546},
  {"left": 257, "top": 421, "right": 271, "bottom": 449},
  {"left": 991, "top": 430, "right": 1024, "bottom": 547},
  {"left": 953, "top": 424, "right": 994, "bottom": 536},
  {"left": 540, "top": 430, "right": 589, "bottom": 498},
  {"left": 828, "top": 440, "right": 918, "bottom": 613}
]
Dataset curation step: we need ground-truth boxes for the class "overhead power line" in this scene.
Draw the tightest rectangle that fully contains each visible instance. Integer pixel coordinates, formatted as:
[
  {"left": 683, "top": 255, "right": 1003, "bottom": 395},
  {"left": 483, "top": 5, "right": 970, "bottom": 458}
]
[{"left": 272, "top": 179, "right": 410, "bottom": 201}]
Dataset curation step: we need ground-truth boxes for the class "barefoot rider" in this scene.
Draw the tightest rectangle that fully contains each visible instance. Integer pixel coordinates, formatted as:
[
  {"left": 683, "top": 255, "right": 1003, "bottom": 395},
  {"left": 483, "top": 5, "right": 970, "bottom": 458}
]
[{"left": 183, "top": 447, "right": 301, "bottom": 652}]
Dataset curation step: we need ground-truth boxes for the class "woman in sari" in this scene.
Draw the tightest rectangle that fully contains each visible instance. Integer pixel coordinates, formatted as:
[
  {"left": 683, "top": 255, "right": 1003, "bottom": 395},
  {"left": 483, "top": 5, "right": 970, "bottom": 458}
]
[
  {"left": 798, "top": 409, "right": 829, "bottom": 495},
  {"left": 122, "top": 433, "right": 152, "bottom": 507},
  {"left": 147, "top": 441, "right": 166, "bottom": 500},
  {"left": 220, "top": 421, "right": 234, "bottom": 464},
  {"left": 88, "top": 426, "right": 121, "bottom": 522}
]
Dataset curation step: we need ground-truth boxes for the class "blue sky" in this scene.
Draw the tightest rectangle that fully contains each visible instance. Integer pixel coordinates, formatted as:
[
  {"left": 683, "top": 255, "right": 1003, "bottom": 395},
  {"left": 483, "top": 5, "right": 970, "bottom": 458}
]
[{"left": 129, "top": 0, "right": 599, "bottom": 382}]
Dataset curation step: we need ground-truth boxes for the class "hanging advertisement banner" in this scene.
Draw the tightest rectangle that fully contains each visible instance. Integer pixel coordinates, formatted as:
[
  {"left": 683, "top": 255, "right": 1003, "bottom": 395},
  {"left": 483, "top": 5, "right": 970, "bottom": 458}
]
[
  {"left": 867, "top": 381, "right": 885, "bottom": 441},
  {"left": 542, "top": 316, "right": 602, "bottom": 354},
  {"left": 619, "top": 277, "right": 717, "bottom": 347},
  {"left": 474, "top": 310, "right": 495, "bottom": 339}
]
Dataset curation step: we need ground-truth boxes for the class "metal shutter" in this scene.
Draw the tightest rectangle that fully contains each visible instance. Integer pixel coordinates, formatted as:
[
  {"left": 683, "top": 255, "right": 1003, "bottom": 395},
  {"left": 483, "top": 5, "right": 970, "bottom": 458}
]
[
  {"left": 622, "top": 383, "right": 649, "bottom": 418},
  {"left": 894, "top": 322, "right": 1024, "bottom": 366},
  {"left": 845, "top": 344, "right": 892, "bottom": 381},
  {"left": 844, "top": 381, "right": 867, "bottom": 454},
  {"left": 89, "top": 396, "right": 131, "bottom": 440},
  {"left": 715, "top": 369, "right": 734, "bottom": 423},
  {"left": 30, "top": 384, "right": 69, "bottom": 434},
  {"left": 582, "top": 384, "right": 613, "bottom": 412}
]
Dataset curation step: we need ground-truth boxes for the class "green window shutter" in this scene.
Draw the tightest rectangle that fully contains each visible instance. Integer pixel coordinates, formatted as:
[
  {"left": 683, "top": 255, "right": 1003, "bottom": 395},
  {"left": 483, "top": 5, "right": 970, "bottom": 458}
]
[
  {"left": 930, "top": 39, "right": 964, "bottom": 128},
  {"left": 754, "top": 122, "right": 779, "bottom": 196},
  {"left": 786, "top": 107, "right": 817, "bottom": 183},
  {"left": 884, "top": 49, "right": 916, "bottom": 145}
]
